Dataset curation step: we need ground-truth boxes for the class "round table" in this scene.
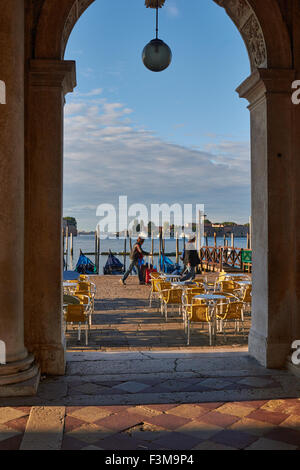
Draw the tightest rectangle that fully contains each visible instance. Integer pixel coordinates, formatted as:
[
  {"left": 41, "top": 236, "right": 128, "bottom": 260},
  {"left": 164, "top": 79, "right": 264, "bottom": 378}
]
[
  {"left": 63, "top": 282, "right": 78, "bottom": 288},
  {"left": 171, "top": 281, "right": 196, "bottom": 287},
  {"left": 224, "top": 273, "right": 250, "bottom": 279},
  {"left": 163, "top": 274, "right": 182, "bottom": 281}
]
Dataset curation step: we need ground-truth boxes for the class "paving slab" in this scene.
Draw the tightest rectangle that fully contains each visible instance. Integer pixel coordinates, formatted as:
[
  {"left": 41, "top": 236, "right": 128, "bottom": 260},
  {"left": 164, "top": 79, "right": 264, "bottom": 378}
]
[{"left": 20, "top": 407, "right": 65, "bottom": 450}]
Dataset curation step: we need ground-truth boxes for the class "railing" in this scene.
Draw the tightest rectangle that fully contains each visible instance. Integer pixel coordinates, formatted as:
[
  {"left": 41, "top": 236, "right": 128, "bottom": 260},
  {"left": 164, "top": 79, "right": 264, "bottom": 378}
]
[{"left": 199, "top": 247, "right": 252, "bottom": 272}]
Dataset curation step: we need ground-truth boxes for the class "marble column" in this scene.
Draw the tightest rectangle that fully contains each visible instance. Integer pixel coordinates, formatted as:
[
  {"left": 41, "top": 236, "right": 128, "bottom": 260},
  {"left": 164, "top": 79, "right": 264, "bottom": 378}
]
[
  {"left": 25, "top": 60, "right": 76, "bottom": 375},
  {"left": 237, "top": 68, "right": 297, "bottom": 368},
  {"left": 0, "top": 0, "right": 39, "bottom": 395}
]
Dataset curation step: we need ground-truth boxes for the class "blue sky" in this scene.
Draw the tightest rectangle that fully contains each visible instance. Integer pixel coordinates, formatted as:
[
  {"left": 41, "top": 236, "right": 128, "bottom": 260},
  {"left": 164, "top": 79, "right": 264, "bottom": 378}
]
[{"left": 64, "top": 0, "right": 251, "bottom": 231}]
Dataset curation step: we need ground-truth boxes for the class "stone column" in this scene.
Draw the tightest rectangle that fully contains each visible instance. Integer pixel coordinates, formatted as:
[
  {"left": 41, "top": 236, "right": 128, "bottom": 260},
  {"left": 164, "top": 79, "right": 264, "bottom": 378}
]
[
  {"left": 0, "top": 0, "right": 39, "bottom": 395},
  {"left": 237, "top": 68, "right": 296, "bottom": 368},
  {"left": 25, "top": 60, "right": 76, "bottom": 375}
]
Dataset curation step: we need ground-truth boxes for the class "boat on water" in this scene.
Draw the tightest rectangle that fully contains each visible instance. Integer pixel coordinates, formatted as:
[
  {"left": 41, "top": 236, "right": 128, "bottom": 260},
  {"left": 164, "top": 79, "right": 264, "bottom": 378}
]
[
  {"left": 103, "top": 250, "right": 124, "bottom": 275},
  {"left": 75, "top": 250, "right": 97, "bottom": 274},
  {"left": 160, "top": 255, "right": 181, "bottom": 274}
]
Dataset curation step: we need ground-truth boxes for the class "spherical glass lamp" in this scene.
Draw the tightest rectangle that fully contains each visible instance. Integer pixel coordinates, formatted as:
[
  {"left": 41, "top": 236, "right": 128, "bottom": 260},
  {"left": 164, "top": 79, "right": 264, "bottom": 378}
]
[{"left": 142, "top": 38, "right": 172, "bottom": 72}]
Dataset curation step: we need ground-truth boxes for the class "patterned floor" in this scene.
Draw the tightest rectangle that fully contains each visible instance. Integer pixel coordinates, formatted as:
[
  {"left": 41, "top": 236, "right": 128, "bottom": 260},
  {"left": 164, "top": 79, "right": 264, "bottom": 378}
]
[{"left": 1, "top": 400, "right": 300, "bottom": 450}]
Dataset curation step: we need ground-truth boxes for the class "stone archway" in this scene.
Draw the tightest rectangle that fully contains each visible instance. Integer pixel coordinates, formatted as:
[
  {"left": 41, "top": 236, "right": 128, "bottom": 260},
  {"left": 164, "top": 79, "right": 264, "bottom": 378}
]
[
  {"left": 25, "top": 0, "right": 295, "bottom": 373},
  {"left": 2, "top": 0, "right": 300, "bottom": 397}
]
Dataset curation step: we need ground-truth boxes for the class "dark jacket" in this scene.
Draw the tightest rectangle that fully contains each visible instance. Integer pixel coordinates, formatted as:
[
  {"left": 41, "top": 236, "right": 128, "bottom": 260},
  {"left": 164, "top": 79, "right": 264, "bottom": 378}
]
[
  {"left": 130, "top": 242, "right": 149, "bottom": 262},
  {"left": 183, "top": 243, "right": 200, "bottom": 267}
]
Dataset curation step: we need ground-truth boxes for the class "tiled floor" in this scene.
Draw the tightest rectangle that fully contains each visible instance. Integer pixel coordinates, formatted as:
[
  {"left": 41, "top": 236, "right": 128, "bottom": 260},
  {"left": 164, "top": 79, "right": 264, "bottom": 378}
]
[
  {"left": 2, "top": 274, "right": 300, "bottom": 450},
  {"left": 1, "top": 400, "right": 300, "bottom": 450}
]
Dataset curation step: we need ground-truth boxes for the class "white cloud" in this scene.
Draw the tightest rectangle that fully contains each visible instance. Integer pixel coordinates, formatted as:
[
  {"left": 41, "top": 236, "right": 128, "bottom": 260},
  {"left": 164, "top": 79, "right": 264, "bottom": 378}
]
[
  {"left": 165, "top": 2, "right": 180, "bottom": 17},
  {"left": 63, "top": 95, "right": 250, "bottom": 229},
  {"left": 75, "top": 88, "right": 103, "bottom": 97}
]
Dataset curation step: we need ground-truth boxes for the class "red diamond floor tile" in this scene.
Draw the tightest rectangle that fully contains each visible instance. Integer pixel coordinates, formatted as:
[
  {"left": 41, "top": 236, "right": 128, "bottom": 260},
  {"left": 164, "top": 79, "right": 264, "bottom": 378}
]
[
  {"left": 0, "top": 435, "right": 24, "bottom": 451},
  {"left": 247, "top": 409, "right": 288, "bottom": 425},
  {"left": 61, "top": 435, "right": 87, "bottom": 450},
  {"left": 210, "top": 429, "right": 259, "bottom": 449},
  {"left": 5, "top": 416, "right": 29, "bottom": 433},
  {"left": 95, "top": 411, "right": 144, "bottom": 431},
  {"left": 264, "top": 427, "right": 300, "bottom": 446},
  {"left": 64, "top": 415, "right": 87, "bottom": 433},
  {"left": 151, "top": 431, "right": 201, "bottom": 450},
  {"left": 143, "top": 413, "right": 191, "bottom": 430},
  {"left": 200, "top": 411, "right": 240, "bottom": 428}
]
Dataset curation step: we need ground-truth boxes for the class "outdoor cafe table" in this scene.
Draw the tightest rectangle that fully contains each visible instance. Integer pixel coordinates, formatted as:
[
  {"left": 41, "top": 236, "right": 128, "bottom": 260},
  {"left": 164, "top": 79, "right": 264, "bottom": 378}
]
[
  {"left": 194, "top": 294, "right": 227, "bottom": 344},
  {"left": 63, "top": 282, "right": 78, "bottom": 288},
  {"left": 171, "top": 281, "right": 196, "bottom": 287},
  {"left": 162, "top": 274, "right": 182, "bottom": 281},
  {"left": 63, "top": 282, "right": 78, "bottom": 293},
  {"left": 224, "top": 273, "right": 250, "bottom": 279}
]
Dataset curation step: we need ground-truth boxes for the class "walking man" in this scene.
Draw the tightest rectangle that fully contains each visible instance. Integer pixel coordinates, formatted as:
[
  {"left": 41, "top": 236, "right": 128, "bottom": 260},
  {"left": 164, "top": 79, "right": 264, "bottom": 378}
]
[{"left": 120, "top": 235, "right": 150, "bottom": 285}]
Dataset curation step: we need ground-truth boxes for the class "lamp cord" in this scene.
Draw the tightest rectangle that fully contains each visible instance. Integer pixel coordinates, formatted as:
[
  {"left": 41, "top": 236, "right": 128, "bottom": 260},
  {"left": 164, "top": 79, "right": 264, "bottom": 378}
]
[{"left": 156, "top": 0, "right": 159, "bottom": 39}]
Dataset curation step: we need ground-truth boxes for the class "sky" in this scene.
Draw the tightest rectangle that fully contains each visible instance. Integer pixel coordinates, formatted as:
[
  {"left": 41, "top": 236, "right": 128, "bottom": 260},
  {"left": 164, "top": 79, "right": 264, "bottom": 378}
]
[{"left": 64, "top": 0, "right": 251, "bottom": 231}]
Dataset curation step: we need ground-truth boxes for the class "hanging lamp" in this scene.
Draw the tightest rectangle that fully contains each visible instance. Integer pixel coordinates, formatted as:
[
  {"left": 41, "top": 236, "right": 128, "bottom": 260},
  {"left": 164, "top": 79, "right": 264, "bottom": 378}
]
[{"left": 142, "top": 0, "right": 172, "bottom": 72}]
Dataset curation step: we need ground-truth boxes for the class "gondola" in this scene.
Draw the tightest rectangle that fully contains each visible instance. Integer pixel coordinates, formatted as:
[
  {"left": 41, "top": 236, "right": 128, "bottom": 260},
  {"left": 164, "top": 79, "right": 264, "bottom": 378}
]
[
  {"left": 103, "top": 250, "right": 124, "bottom": 275},
  {"left": 75, "top": 250, "right": 97, "bottom": 274},
  {"left": 160, "top": 255, "right": 181, "bottom": 274}
]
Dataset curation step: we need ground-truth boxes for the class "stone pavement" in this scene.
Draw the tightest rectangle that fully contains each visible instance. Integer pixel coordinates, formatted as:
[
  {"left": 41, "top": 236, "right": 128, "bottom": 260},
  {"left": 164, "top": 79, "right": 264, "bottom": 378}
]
[
  {"left": 1, "top": 351, "right": 300, "bottom": 449},
  {"left": 1, "top": 398, "right": 300, "bottom": 450},
  {"left": 66, "top": 275, "right": 250, "bottom": 350}
]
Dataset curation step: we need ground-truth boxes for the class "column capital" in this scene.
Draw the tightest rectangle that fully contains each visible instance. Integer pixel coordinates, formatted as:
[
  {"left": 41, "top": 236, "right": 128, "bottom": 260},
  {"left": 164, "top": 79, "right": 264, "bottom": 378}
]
[
  {"left": 236, "top": 68, "right": 296, "bottom": 108},
  {"left": 29, "top": 60, "right": 77, "bottom": 95}
]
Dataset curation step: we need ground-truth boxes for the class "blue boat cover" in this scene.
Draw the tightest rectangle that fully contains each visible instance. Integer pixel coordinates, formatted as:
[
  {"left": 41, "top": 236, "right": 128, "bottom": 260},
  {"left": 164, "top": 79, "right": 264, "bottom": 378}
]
[
  {"left": 160, "top": 255, "right": 181, "bottom": 274},
  {"left": 103, "top": 250, "right": 124, "bottom": 275},
  {"left": 75, "top": 251, "right": 97, "bottom": 274}
]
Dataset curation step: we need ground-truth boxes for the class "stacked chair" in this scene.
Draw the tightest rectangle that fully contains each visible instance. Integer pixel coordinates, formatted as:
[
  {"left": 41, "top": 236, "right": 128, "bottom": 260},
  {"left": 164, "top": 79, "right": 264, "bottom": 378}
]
[{"left": 63, "top": 278, "right": 96, "bottom": 345}]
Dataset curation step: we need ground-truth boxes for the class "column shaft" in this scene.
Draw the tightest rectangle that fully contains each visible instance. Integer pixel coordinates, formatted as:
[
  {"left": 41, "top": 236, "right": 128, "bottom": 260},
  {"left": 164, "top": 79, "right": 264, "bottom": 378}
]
[
  {"left": 237, "top": 69, "right": 296, "bottom": 368},
  {"left": 25, "top": 60, "right": 76, "bottom": 375},
  {"left": 0, "top": 0, "right": 27, "bottom": 363}
]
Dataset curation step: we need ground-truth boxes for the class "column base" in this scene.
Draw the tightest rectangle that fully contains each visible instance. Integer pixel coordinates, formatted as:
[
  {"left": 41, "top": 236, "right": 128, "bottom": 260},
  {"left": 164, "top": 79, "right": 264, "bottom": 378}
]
[
  {"left": 249, "top": 328, "right": 290, "bottom": 369},
  {"left": 286, "top": 356, "right": 300, "bottom": 378},
  {"left": 0, "top": 354, "right": 40, "bottom": 397},
  {"left": 0, "top": 370, "right": 40, "bottom": 397},
  {"left": 29, "top": 343, "right": 66, "bottom": 376}
]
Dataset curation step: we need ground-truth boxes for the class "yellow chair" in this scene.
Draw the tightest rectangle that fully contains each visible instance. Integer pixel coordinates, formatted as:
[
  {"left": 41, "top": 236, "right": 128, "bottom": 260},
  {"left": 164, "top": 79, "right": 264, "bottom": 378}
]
[
  {"left": 218, "top": 280, "right": 241, "bottom": 294},
  {"left": 64, "top": 304, "right": 89, "bottom": 345},
  {"left": 76, "top": 281, "right": 95, "bottom": 309},
  {"left": 158, "top": 283, "right": 182, "bottom": 321},
  {"left": 150, "top": 272, "right": 162, "bottom": 279},
  {"left": 149, "top": 277, "right": 163, "bottom": 308},
  {"left": 79, "top": 275, "right": 90, "bottom": 282},
  {"left": 216, "top": 301, "right": 245, "bottom": 337},
  {"left": 74, "top": 294, "right": 93, "bottom": 325},
  {"left": 185, "top": 299, "right": 214, "bottom": 346},
  {"left": 182, "top": 287, "right": 206, "bottom": 328},
  {"left": 240, "top": 285, "right": 252, "bottom": 314}
]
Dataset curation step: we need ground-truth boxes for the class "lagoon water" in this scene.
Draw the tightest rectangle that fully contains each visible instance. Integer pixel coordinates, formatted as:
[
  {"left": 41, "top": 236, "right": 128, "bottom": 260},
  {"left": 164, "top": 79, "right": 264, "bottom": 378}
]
[{"left": 65, "top": 235, "right": 249, "bottom": 274}]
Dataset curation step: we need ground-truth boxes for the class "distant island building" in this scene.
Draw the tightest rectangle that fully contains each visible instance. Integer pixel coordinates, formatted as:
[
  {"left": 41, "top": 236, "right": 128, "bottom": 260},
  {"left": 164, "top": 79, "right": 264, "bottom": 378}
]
[
  {"left": 63, "top": 217, "right": 78, "bottom": 236},
  {"left": 204, "top": 222, "right": 249, "bottom": 238}
]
